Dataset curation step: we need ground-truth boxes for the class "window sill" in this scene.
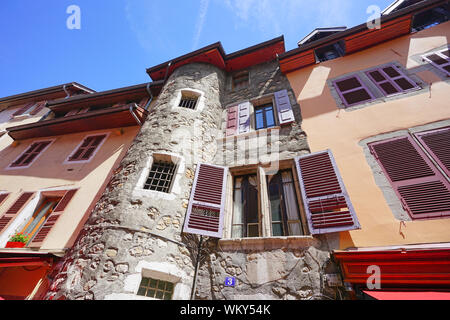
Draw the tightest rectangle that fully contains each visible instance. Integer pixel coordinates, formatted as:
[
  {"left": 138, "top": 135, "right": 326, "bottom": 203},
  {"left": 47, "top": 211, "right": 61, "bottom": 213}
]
[{"left": 218, "top": 235, "right": 319, "bottom": 251}]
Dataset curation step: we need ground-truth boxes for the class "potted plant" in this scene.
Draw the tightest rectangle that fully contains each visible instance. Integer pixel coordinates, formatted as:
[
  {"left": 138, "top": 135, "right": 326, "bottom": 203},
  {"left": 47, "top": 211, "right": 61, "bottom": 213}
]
[{"left": 5, "top": 232, "right": 30, "bottom": 248}]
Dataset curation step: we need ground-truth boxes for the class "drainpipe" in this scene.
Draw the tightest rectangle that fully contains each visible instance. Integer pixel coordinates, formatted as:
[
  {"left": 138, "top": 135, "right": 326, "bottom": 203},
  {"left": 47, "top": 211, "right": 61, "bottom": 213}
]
[
  {"left": 63, "top": 84, "right": 70, "bottom": 98},
  {"left": 144, "top": 82, "right": 154, "bottom": 111},
  {"left": 190, "top": 235, "right": 203, "bottom": 300},
  {"left": 163, "top": 61, "right": 173, "bottom": 84},
  {"left": 129, "top": 104, "right": 142, "bottom": 126}
]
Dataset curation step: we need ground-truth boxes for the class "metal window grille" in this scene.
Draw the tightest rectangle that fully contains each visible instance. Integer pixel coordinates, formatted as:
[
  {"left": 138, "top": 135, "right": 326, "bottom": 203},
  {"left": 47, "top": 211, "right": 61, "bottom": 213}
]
[
  {"left": 144, "top": 161, "right": 176, "bottom": 193},
  {"left": 137, "top": 277, "right": 174, "bottom": 300},
  {"left": 178, "top": 95, "right": 198, "bottom": 109}
]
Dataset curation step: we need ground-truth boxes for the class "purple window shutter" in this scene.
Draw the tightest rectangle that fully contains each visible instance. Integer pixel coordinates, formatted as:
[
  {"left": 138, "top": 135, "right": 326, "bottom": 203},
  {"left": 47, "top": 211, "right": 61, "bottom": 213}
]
[
  {"left": 366, "top": 64, "right": 418, "bottom": 96},
  {"left": 333, "top": 75, "right": 375, "bottom": 107},
  {"left": 10, "top": 141, "right": 52, "bottom": 168},
  {"left": 183, "top": 163, "right": 228, "bottom": 238},
  {"left": 226, "top": 106, "right": 238, "bottom": 136},
  {"left": 294, "top": 150, "right": 360, "bottom": 235},
  {"left": 0, "top": 192, "right": 35, "bottom": 234},
  {"left": 369, "top": 136, "right": 450, "bottom": 219},
  {"left": 12, "top": 102, "right": 35, "bottom": 117},
  {"left": 238, "top": 102, "right": 251, "bottom": 134},
  {"left": 423, "top": 49, "right": 450, "bottom": 76},
  {"left": 29, "top": 101, "right": 47, "bottom": 115},
  {"left": 414, "top": 127, "right": 450, "bottom": 178},
  {"left": 69, "top": 134, "right": 106, "bottom": 161},
  {"left": 274, "top": 89, "right": 295, "bottom": 125}
]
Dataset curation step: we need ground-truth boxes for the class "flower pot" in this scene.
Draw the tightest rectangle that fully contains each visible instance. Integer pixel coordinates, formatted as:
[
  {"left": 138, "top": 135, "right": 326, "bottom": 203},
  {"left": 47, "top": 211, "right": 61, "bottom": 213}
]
[{"left": 5, "top": 241, "right": 26, "bottom": 248}]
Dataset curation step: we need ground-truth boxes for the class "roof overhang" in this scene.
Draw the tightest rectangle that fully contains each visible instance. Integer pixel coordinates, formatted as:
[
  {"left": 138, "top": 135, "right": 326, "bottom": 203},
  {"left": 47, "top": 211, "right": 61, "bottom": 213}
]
[
  {"left": 0, "top": 83, "right": 95, "bottom": 109},
  {"left": 279, "top": 0, "right": 447, "bottom": 74},
  {"left": 6, "top": 103, "right": 148, "bottom": 140},
  {"left": 146, "top": 36, "right": 285, "bottom": 81},
  {"left": 297, "top": 27, "right": 347, "bottom": 46},
  {"left": 0, "top": 250, "right": 57, "bottom": 268}
]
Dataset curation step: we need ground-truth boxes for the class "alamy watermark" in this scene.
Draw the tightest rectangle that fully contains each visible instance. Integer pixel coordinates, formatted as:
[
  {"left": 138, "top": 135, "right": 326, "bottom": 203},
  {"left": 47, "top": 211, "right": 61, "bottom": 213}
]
[
  {"left": 366, "top": 265, "right": 381, "bottom": 290},
  {"left": 66, "top": 5, "right": 81, "bottom": 30}
]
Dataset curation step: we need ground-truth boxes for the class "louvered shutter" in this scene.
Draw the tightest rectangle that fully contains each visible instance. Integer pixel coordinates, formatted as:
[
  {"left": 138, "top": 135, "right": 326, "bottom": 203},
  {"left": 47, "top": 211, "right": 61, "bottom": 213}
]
[
  {"left": 0, "top": 192, "right": 35, "bottom": 234},
  {"left": 414, "top": 127, "right": 450, "bottom": 178},
  {"left": 183, "top": 163, "right": 228, "bottom": 238},
  {"left": 366, "top": 65, "right": 418, "bottom": 96},
  {"left": 10, "top": 141, "right": 52, "bottom": 168},
  {"left": 369, "top": 136, "right": 450, "bottom": 219},
  {"left": 12, "top": 102, "right": 35, "bottom": 117},
  {"left": 0, "top": 193, "right": 10, "bottom": 207},
  {"left": 226, "top": 106, "right": 238, "bottom": 136},
  {"left": 29, "top": 189, "right": 77, "bottom": 247},
  {"left": 29, "top": 101, "right": 47, "bottom": 115},
  {"left": 238, "top": 102, "right": 251, "bottom": 134},
  {"left": 69, "top": 134, "right": 106, "bottom": 161},
  {"left": 295, "top": 150, "right": 360, "bottom": 234},
  {"left": 274, "top": 89, "right": 295, "bottom": 125}
]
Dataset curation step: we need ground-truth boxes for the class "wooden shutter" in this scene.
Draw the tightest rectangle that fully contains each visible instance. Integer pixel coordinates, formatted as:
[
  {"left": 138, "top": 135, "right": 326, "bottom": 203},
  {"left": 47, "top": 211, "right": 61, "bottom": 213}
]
[
  {"left": 295, "top": 150, "right": 360, "bottom": 234},
  {"left": 183, "top": 163, "right": 228, "bottom": 238},
  {"left": 274, "top": 89, "right": 295, "bottom": 125},
  {"left": 0, "top": 193, "right": 10, "bottom": 207},
  {"left": 238, "top": 102, "right": 251, "bottom": 134},
  {"left": 10, "top": 141, "right": 52, "bottom": 168},
  {"left": 12, "top": 102, "right": 35, "bottom": 117},
  {"left": 333, "top": 76, "right": 375, "bottom": 107},
  {"left": 69, "top": 134, "right": 106, "bottom": 161},
  {"left": 29, "top": 189, "right": 77, "bottom": 247},
  {"left": 414, "top": 127, "right": 450, "bottom": 178},
  {"left": 29, "top": 101, "right": 47, "bottom": 115},
  {"left": 369, "top": 136, "right": 450, "bottom": 219},
  {"left": 226, "top": 106, "right": 238, "bottom": 136},
  {"left": 366, "top": 65, "right": 417, "bottom": 96},
  {"left": 0, "top": 192, "right": 35, "bottom": 234}
]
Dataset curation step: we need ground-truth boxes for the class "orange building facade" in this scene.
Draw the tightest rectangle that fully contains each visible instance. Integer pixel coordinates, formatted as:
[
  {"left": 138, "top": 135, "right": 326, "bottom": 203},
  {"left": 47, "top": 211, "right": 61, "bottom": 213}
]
[{"left": 280, "top": 0, "right": 450, "bottom": 299}]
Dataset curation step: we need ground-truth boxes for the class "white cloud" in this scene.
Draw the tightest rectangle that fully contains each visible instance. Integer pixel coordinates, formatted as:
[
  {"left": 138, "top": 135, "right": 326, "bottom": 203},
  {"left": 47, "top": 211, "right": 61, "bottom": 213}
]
[{"left": 192, "top": 0, "right": 210, "bottom": 50}]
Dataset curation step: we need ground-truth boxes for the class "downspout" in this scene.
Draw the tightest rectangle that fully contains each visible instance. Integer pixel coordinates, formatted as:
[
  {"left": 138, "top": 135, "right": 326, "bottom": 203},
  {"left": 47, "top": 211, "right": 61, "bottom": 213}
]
[
  {"left": 144, "top": 82, "right": 154, "bottom": 111},
  {"left": 129, "top": 103, "right": 142, "bottom": 126},
  {"left": 163, "top": 61, "right": 173, "bottom": 83},
  {"left": 190, "top": 235, "right": 203, "bottom": 300},
  {"left": 62, "top": 84, "right": 71, "bottom": 98}
]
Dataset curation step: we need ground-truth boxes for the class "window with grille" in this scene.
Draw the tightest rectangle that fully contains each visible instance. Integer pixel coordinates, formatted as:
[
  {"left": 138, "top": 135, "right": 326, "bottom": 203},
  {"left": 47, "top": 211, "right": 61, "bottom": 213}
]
[
  {"left": 423, "top": 48, "right": 450, "bottom": 76},
  {"left": 332, "top": 75, "right": 375, "bottom": 107},
  {"left": 137, "top": 277, "right": 174, "bottom": 300},
  {"left": 144, "top": 160, "right": 176, "bottom": 193},
  {"left": 178, "top": 93, "right": 199, "bottom": 110},
  {"left": 9, "top": 140, "right": 53, "bottom": 168}
]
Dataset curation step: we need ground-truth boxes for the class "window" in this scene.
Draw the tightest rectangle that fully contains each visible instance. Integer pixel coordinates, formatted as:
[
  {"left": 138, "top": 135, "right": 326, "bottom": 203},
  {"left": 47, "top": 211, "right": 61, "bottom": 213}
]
[
  {"left": 267, "top": 170, "right": 303, "bottom": 236},
  {"left": 366, "top": 64, "right": 419, "bottom": 96},
  {"left": 315, "top": 41, "right": 345, "bottom": 62},
  {"left": 254, "top": 103, "right": 276, "bottom": 130},
  {"left": 137, "top": 277, "right": 174, "bottom": 300},
  {"left": 232, "top": 71, "right": 249, "bottom": 90},
  {"left": 423, "top": 48, "right": 450, "bottom": 76},
  {"left": 232, "top": 174, "right": 259, "bottom": 238},
  {"left": 66, "top": 134, "right": 107, "bottom": 163},
  {"left": 8, "top": 140, "right": 53, "bottom": 168},
  {"left": 333, "top": 75, "right": 375, "bottom": 107},
  {"left": 178, "top": 93, "right": 198, "bottom": 110},
  {"left": 11, "top": 101, "right": 46, "bottom": 118},
  {"left": 369, "top": 127, "right": 450, "bottom": 220},
  {"left": 411, "top": 5, "right": 449, "bottom": 32},
  {"left": 144, "top": 160, "right": 177, "bottom": 193},
  {"left": 64, "top": 107, "right": 90, "bottom": 117}
]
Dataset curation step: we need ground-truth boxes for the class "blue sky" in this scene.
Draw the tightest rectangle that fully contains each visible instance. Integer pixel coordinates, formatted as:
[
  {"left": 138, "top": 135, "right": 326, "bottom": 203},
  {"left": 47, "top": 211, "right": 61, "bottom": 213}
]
[{"left": 0, "top": 0, "right": 394, "bottom": 97}]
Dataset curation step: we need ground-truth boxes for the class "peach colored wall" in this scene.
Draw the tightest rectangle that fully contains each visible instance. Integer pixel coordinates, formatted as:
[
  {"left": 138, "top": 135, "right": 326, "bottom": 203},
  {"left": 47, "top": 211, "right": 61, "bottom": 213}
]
[
  {"left": 286, "top": 22, "right": 450, "bottom": 249},
  {"left": 0, "top": 126, "right": 139, "bottom": 250}
]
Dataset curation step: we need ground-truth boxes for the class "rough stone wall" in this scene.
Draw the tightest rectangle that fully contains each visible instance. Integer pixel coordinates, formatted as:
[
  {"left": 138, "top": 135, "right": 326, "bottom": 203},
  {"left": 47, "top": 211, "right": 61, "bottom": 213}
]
[
  {"left": 45, "top": 60, "right": 347, "bottom": 300},
  {"left": 45, "top": 63, "right": 226, "bottom": 300}
]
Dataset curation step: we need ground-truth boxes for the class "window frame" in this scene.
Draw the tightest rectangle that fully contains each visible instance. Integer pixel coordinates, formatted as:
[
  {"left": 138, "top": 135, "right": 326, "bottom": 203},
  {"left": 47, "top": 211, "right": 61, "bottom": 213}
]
[
  {"left": 365, "top": 64, "right": 420, "bottom": 97},
  {"left": 6, "top": 139, "right": 55, "bottom": 170},
  {"left": 332, "top": 74, "right": 376, "bottom": 108},
  {"left": 143, "top": 160, "right": 178, "bottom": 194},
  {"left": 422, "top": 48, "right": 450, "bottom": 77},
  {"left": 63, "top": 132, "right": 109, "bottom": 164},
  {"left": 136, "top": 277, "right": 175, "bottom": 300},
  {"left": 174, "top": 88, "right": 204, "bottom": 112},
  {"left": 254, "top": 103, "right": 277, "bottom": 131},
  {"left": 231, "top": 71, "right": 250, "bottom": 91}
]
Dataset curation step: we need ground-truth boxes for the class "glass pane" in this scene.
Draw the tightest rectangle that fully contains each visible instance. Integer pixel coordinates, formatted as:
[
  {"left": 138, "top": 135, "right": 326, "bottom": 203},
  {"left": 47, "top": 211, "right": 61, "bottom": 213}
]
[
  {"left": 24, "top": 200, "right": 55, "bottom": 235},
  {"left": 336, "top": 77, "right": 361, "bottom": 92},
  {"left": 343, "top": 89, "right": 371, "bottom": 105},
  {"left": 265, "top": 107, "right": 275, "bottom": 128},
  {"left": 441, "top": 50, "right": 450, "bottom": 58},
  {"left": 369, "top": 70, "right": 385, "bottom": 82},
  {"left": 140, "top": 277, "right": 149, "bottom": 286},
  {"left": 247, "top": 224, "right": 259, "bottom": 237},
  {"left": 394, "top": 78, "right": 414, "bottom": 91},
  {"left": 427, "top": 53, "right": 447, "bottom": 65},
  {"left": 255, "top": 110, "right": 264, "bottom": 129},
  {"left": 269, "top": 182, "right": 282, "bottom": 222},
  {"left": 272, "top": 223, "right": 283, "bottom": 237},
  {"left": 289, "top": 222, "right": 302, "bottom": 236},
  {"left": 149, "top": 278, "right": 157, "bottom": 288},
  {"left": 155, "top": 290, "right": 164, "bottom": 299},
  {"left": 157, "top": 281, "right": 165, "bottom": 290},
  {"left": 147, "top": 289, "right": 156, "bottom": 298},
  {"left": 231, "top": 225, "right": 243, "bottom": 238},
  {"left": 166, "top": 282, "right": 174, "bottom": 292},
  {"left": 137, "top": 287, "right": 146, "bottom": 296},
  {"left": 382, "top": 66, "right": 400, "bottom": 78},
  {"left": 245, "top": 176, "right": 259, "bottom": 224},
  {"left": 163, "top": 292, "right": 172, "bottom": 300},
  {"left": 380, "top": 82, "right": 399, "bottom": 95}
]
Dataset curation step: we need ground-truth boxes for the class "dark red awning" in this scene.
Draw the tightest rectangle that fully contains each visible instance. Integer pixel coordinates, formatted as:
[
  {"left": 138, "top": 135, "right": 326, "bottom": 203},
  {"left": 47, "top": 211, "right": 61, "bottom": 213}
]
[{"left": 364, "top": 290, "right": 450, "bottom": 300}]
